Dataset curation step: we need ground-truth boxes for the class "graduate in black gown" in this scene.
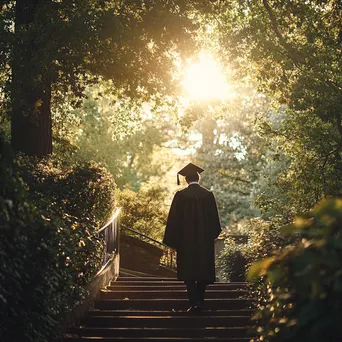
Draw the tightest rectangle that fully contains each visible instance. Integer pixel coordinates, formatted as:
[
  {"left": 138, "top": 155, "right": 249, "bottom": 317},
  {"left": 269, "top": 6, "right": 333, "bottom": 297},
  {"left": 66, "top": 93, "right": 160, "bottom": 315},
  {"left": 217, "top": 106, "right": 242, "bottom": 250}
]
[{"left": 163, "top": 163, "right": 222, "bottom": 312}]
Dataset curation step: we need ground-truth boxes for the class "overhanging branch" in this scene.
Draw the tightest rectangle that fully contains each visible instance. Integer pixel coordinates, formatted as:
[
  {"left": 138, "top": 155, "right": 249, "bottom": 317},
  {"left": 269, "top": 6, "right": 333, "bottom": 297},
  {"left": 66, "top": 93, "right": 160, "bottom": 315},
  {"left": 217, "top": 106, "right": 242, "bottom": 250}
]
[
  {"left": 262, "top": 0, "right": 305, "bottom": 66},
  {"left": 262, "top": 0, "right": 342, "bottom": 93},
  {"left": 219, "top": 171, "right": 253, "bottom": 185},
  {"left": 321, "top": 128, "right": 342, "bottom": 194}
]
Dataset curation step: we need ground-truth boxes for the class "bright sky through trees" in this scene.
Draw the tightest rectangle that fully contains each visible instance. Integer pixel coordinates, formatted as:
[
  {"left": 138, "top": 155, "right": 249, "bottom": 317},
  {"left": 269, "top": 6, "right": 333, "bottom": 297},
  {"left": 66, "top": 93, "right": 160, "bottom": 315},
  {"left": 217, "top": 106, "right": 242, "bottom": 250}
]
[{"left": 182, "top": 52, "right": 231, "bottom": 101}]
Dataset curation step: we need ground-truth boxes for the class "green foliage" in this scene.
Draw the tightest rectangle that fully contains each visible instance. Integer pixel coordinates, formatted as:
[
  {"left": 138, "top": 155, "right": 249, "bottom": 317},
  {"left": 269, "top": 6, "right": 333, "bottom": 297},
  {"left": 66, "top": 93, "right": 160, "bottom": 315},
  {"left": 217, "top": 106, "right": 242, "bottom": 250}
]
[
  {"left": 1, "top": 0, "right": 209, "bottom": 156},
  {"left": 19, "top": 157, "right": 116, "bottom": 228},
  {"left": 217, "top": 237, "right": 247, "bottom": 282},
  {"left": 218, "top": 218, "right": 292, "bottom": 282},
  {"left": 0, "top": 135, "right": 59, "bottom": 342},
  {"left": 189, "top": 85, "right": 270, "bottom": 227},
  {"left": 248, "top": 198, "right": 342, "bottom": 342},
  {"left": 0, "top": 134, "right": 116, "bottom": 342},
  {"left": 116, "top": 184, "right": 168, "bottom": 241},
  {"left": 3, "top": 0, "right": 201, "bottom": 100},
  {"left": 217, "top": 0, "right": 342, "bottom": 120},
  {"left": 242, "top": 218, "right": 292, "bottom": 263},
  {"left": 68, "top": 90, "right": 170, "bottom": 189},
  {"left": 215, "top": 0, "right": 342, "bottom": 211},
  {"left": 255, "top": 108, "right": 342, "bottom": 220}
]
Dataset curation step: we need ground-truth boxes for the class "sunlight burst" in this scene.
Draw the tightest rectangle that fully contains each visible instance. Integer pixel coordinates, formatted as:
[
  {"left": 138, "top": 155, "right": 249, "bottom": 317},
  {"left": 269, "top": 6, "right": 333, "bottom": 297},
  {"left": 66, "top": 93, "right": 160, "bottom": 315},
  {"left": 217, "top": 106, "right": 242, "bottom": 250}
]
[{"left": 182, "top": 52, "right": 231, "bottom": 101}]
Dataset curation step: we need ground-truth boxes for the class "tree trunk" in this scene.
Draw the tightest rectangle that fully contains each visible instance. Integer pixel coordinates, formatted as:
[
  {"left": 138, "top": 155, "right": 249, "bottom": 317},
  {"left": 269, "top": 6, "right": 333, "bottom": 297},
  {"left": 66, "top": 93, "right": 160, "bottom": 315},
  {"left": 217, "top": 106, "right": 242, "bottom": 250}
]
[{"left": 11, "top": 0, "right": 52, "bottom": 157}]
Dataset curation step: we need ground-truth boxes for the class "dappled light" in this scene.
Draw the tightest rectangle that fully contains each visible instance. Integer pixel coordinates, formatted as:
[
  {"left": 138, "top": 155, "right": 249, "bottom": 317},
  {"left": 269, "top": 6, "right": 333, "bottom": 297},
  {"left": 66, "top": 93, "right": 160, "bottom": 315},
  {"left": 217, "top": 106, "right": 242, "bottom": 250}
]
[{"left": 1, "top": 1, "right": 342, "bottom": 341}]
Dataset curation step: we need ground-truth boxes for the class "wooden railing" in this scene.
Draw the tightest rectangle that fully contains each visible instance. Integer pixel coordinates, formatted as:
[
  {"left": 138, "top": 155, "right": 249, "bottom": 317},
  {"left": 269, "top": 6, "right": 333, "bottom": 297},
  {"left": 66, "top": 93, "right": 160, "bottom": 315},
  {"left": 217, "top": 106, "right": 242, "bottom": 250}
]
[{"left": 121, "top": 225, "right": 177, "bottom": 270}]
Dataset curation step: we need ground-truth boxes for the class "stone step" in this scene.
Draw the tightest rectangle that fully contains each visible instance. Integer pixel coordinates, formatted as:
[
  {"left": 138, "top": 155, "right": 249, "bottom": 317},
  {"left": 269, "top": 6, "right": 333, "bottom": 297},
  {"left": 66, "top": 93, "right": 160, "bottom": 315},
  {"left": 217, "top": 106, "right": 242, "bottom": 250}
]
[
  {"left": 80, "top": 315, "right": 251, "bottom": 328},
  {"left": 64, "top": 277, "right": 254, "bottom": 342},
  {"left": 111, "top": 281, "right": 184, "bottom": 286},
  {"left": 64, "top": 337, "right": 252, "bottom": 342},
  {"left": 70, "top": 326, "right": 250, "bottom": 338},
  {"left": 119, "top": 268, "right": 161, "bottom": 278},
  {"left": 112, "top": 281, "right": 249, "bottom": 287},
  {"left": 95, "top": 298, "right": 252, "bottom": 311},
  {"left": 115, "top": 278, "right": 247, "bottom": 283},
  {"left": 100, "top": 289, "right": 248, "bottom": 300},
  {"left": 108, "top": 284, "right": 250, "bottom": 291},
  {"left": 85, "top": 309, "right": 254, "bottom": 317},
  {"left": 116, "top": 277, "right": 177, "bottom": 282}
]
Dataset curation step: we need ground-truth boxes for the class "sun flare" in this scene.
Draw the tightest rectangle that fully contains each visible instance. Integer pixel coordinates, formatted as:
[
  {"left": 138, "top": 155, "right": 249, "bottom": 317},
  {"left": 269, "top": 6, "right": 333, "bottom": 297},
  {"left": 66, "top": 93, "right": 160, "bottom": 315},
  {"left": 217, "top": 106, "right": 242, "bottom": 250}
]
[{"left": 182, "top": 52, "right": 231, "bottom": 101}]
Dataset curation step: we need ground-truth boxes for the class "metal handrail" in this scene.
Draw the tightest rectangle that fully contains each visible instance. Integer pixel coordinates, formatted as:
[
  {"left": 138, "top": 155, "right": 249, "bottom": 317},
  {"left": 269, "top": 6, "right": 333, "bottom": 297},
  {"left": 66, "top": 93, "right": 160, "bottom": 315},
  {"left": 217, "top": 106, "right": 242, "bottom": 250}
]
[
  {"left": 96, "top": 208, "right": 121, "bottom": 271},
  {"left": 121, "top": 224, "right": 176, "bottom": 270},
  {"left": 97, "top": 208, "right": 122, "bottom": 234},
  {"left": 121, "top": 225, "right": 169, "bottom": 249}
]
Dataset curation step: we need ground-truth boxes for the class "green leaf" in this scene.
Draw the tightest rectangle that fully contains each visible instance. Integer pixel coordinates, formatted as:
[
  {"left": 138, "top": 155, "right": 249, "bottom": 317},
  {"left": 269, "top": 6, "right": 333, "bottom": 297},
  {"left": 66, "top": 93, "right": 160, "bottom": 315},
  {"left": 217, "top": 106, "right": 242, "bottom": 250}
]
[{"left": 247, "top": 256, "right": 276, "bottom": 281}]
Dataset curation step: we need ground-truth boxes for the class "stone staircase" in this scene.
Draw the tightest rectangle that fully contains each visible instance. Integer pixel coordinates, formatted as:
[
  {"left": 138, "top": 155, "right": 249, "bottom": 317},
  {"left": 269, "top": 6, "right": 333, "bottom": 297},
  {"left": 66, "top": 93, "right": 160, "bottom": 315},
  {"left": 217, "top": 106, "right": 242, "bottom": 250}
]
[{"left": 64, "top": 276, "right": 254, "bottom": 342}]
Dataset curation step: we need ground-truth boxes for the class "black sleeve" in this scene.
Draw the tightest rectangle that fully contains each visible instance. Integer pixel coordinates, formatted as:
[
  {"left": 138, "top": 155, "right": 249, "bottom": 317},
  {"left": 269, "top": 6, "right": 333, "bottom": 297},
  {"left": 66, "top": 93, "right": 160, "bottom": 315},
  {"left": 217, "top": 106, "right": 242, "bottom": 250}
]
[
  {"left": 163, "top": 191, "right": 181, "bottom": 249},
  {"left": 209, "top": 191, "right": 222, "bottom": 239}
]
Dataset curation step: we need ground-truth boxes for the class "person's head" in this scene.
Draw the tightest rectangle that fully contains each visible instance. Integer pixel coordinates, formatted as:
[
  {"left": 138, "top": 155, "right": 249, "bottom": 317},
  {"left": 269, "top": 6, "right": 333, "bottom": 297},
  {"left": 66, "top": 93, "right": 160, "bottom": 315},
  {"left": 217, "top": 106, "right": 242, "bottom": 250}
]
[
  {"left": 185, "top": 172, "right": 200, "bottom": 184},
  {"left": 177, "top": 162, "right": 204, "bottom": 185}
]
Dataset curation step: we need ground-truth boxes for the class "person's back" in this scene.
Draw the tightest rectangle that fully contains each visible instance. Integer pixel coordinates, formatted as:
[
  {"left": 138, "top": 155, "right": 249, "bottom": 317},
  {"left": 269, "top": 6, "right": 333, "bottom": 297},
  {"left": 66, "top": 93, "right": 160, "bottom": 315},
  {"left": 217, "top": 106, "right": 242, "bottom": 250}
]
[
  {"left": 163, "top": 163, "right": 221, "bottom": 312},
  {"left": 174, "top": 184, "right": 220, "bottom": 281}
]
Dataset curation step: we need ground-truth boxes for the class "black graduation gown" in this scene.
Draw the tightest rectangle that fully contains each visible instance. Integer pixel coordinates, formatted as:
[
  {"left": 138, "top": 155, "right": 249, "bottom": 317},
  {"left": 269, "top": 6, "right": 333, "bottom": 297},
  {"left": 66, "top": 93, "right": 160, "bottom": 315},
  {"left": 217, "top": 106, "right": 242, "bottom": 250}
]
[{"left": 163, "top": 184, "right": 221, "bottom": 282}]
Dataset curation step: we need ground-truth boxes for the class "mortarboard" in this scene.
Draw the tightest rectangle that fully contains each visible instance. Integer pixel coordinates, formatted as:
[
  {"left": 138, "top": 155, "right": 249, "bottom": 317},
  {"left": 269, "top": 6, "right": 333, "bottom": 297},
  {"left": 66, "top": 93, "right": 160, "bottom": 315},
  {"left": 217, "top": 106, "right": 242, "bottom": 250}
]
[{"left": 177, "top": 162, "right": 204, "bottom": 185}]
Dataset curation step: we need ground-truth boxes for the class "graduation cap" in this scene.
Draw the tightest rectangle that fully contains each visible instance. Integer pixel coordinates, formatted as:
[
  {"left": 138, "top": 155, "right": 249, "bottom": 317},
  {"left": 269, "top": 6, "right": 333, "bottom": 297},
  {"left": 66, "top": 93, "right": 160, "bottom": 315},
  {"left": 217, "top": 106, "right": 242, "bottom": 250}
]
[{"left": 177, "top": 163, "right": 204, "bottom": 185}]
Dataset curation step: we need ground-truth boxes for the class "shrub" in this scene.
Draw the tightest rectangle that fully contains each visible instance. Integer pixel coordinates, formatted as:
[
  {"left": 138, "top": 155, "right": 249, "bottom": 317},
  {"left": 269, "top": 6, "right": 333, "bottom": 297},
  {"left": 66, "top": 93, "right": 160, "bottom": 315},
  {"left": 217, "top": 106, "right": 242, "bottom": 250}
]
[
  {"left": 217, "top": 237, "right": 247, "bottom": 282},
  {"left": 0, "top": 136, "right": 116, "bottom": 342},
  {"left": 0, "top": 136, "right": 59, "bottom": 341},
  {"left": 218, "top": 218, "right": 292, "bottom": 282},
  {"left": 18, "top": 157, "right": 116, "bottom": 227},
  {"left": 248, "top": 198, "right": 342, "bottom": 342},
  {"left": 116, "top": 183, "right": 168, "bottom": 241}
]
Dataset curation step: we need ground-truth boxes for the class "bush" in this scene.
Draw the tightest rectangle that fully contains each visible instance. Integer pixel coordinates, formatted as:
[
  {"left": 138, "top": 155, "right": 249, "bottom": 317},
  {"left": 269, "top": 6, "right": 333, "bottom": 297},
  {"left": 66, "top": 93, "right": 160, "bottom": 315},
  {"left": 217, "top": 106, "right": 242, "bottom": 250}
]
[
  {"left": 18, "top": 157, "right": 116, "bottom": 227},
  {"left": 218, "top": 218, "right": 292, "bottom": 282},
  {"left": 217, "top": 237, "right": 247, "bottom": 282},
  {"left": 0, "top": 136, "right": 59, "bottom": 342},
  {"left": 116, "top": 183, "right": 168, "bottom": 241},
  {"left": 0, "top": 136, "right": 116, "bottom": 342},
  {"left": 249, "top": 198, "right": 342, "bottom": 342}
]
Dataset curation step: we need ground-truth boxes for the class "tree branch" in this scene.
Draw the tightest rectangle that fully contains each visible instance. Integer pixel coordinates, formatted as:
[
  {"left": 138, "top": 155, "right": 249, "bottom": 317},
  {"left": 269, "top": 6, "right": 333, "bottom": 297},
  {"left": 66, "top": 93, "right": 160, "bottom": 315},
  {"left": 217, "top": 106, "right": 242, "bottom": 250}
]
[
  {"left": 336, "top": 115, "right": 342, "bottom": 136},
  {"left": 262, "top": 0, "right": 342, "bottom": 93},
  {"left": 262, "top": 0, "right": 305, "bottom": 66},
  {"left": 321, "top": 133, "right": 342, "bottom": 195},
  {"left": 219, "top": 171, "right": 253, "bottom": 185},
  {"left": 235, "top": 189, "right": 251, "bottom": 196}
]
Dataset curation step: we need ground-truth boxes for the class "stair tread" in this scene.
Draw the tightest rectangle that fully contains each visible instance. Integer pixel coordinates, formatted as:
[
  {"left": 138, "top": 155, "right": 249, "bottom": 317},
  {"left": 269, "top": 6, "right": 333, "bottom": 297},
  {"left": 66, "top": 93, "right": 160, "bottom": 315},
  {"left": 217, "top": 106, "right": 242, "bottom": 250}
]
[
  {"left": 96, "top": 298, "right": 251, "bottom": 301},
  {"left": 64, "top": 338, "right": 251, "bottom": 341},
  {"left": 84, "top": 315, "right": 250, "bottom": 318},
  {"left": 66, "top": 276, "right": 254, "bottom": 341},
  {"left": 88, "top": 309, "right": 254, "bottom": 313},
  {"left": 115, "top": 279, "right": 247, "bottom": 283},
  {"left": 75, "top": 327, "right": 250, "bottom": 331},
  {"left": 103, "top": 289, "right": 248, "bottom": 292}
]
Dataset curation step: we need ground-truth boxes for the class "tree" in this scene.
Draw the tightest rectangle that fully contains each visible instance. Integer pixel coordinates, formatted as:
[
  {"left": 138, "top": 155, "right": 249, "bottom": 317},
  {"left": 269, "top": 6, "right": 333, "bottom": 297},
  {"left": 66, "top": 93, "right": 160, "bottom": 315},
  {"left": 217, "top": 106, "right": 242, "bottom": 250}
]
[
  {"left": 71, "top": 91, "right": 167, "bottom": 189},
  {"left": 213, "top": 0, "right": 342, "bottom": 207},
  {"left": 185, "top": 85, "right": 269, "bottom": 227},
  {"left": 1, "top": 0, "right": 201, "bottom": 156},
  {"left": 53, "top": 85, "right": 186, "bottom": 190}
]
